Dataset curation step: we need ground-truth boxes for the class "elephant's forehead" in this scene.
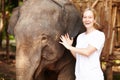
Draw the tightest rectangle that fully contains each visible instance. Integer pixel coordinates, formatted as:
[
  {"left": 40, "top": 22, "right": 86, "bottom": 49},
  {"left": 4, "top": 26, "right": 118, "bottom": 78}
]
[
  {"left": 21, "top": 0, "right": 61, "bottom": 15},
  {"left": 15, "top": 1, "right": 64, "bottom": 33},
  {"left": 14, "top": 0, "right": 83, "bottom": 40}
]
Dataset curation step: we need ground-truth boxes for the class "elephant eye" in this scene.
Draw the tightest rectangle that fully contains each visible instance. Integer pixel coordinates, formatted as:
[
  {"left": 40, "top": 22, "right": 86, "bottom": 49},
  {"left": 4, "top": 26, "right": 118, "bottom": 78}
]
[
  {"left": 41, "top": 36, "right": 47, "bottom": 43},
  {"left": 42, "top": 36, "right": 47, "bottom": 40}
]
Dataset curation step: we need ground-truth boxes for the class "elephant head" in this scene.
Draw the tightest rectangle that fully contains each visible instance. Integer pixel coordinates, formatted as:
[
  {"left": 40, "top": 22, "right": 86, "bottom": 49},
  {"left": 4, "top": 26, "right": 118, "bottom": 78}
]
[{"left": 8, "top": 0, "right": 85, "bottom": 80}]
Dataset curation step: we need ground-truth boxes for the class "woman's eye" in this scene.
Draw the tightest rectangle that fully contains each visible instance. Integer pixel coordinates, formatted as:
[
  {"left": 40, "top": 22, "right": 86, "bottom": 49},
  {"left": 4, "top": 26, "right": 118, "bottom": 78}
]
[
  {"left": 88, "top": 16, "right": 93, "bottom": 18},
  {"left": 83, "top": 16, "right": 86, "bottom": 18}
]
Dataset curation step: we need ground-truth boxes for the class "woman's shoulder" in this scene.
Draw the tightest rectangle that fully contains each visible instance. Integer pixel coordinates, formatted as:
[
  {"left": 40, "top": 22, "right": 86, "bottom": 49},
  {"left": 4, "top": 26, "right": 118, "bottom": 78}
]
[
  {"left": 95, "top": 30, "right": 105, "bottom": 36},
  {"left": 78, "top": 32, "right": 86, "bottom": 37},
  {"left": 94, "top": 30, "right": 105, "bottom": 39}
]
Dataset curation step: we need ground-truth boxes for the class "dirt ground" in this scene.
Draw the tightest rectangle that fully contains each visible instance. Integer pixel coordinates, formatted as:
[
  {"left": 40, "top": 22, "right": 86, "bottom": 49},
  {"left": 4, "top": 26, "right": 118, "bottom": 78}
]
[
  {"left": 0, "top": 50, "right": 16, "bottom": 80},
  {"left": 0, "top": 49, "right": 120, "bottom": 80}
]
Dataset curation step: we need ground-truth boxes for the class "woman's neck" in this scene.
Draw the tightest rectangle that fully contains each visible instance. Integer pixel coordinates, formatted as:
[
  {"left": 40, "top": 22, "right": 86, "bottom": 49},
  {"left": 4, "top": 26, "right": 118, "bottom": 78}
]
[{"left": 85, "top": 27, "right": 96, "bottom": 34}]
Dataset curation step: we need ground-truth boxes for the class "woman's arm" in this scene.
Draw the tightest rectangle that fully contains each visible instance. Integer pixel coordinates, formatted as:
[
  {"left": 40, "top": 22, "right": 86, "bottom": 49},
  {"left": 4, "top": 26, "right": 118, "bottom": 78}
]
[
  {"left": 59, "top": 34, "right": 97, "bottom": 57},
  {"left": 68, "top": 44, "right": 97, "bottom": 57}
]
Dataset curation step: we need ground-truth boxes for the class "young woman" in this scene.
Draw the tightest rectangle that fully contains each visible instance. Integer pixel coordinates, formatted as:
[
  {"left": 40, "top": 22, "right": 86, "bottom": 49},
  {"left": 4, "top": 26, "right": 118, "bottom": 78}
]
[{"left": 59, "top": 7, "right": 105, "bottom": 80}]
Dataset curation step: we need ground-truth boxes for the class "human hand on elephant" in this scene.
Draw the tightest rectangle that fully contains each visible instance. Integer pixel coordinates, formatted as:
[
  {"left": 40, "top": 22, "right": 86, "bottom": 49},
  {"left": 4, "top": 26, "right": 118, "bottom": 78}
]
[{"left": 59, "top": 33, "right": 73, "bottom": 50}]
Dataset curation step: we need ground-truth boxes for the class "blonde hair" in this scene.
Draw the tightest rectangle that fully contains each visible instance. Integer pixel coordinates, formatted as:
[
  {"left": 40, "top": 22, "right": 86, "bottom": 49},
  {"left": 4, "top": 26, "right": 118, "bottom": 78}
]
[{"left": 83, "top": 7, "right": 102, "bottom": 30}]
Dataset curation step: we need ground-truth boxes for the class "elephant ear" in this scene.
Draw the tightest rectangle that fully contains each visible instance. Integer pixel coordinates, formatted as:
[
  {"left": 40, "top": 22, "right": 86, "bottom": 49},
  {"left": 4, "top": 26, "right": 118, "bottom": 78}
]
[
  {"left": 8, "top": 7, "right": 20, "bottom": 35},
  {"left": 63, "top": 4, "right": 86, "bottom": 38}
]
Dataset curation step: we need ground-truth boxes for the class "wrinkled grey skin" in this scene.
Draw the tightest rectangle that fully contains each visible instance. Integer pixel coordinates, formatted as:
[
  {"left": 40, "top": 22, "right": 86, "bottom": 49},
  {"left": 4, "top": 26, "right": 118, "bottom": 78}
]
[
  {"left": 8, "top": 0, "right": 85, "bottom": 80},
  {"left": 8, "top": 7, "right": 20, "bottom": 35}
]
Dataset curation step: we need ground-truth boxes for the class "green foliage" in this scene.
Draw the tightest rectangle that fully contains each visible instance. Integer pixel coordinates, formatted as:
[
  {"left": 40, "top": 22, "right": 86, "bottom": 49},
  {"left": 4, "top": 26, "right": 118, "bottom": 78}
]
[
  {"left": 9, "top": 35, "right": 15, "bottom": 40},
  {"left": 1, "top": 0, "right": 19, "bottom": 41},
  {"left": 19, "top": 1, "right": 23, "bottom": 6}
]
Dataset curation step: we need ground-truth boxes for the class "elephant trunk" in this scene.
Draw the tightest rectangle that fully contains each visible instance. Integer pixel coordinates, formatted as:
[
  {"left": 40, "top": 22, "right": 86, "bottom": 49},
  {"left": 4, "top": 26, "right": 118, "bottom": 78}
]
[
  {"left": 16, "top": 43, "right": 42, "bottom": 80},
  {"left": 16, "top": 55, "right": 33, "bottom": 80}
]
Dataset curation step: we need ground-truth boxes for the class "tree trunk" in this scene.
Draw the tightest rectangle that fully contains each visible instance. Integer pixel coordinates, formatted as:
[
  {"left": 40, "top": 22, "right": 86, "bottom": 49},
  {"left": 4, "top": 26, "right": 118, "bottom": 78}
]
[
  {"left": 0, "top": 0, "right": 5, "bottom": 49},
  {"left": 105, "top": 62, "right": 113, "bottom": 80}
]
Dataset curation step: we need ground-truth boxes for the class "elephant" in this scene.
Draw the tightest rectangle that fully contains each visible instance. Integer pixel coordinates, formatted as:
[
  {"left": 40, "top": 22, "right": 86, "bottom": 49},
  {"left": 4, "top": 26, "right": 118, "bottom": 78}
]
[
  {"left": 8, "top": 0, "right": 86, "bottom": 80},
  {"left": 8, "top": 7, "right": 20, "bottom": 35}
]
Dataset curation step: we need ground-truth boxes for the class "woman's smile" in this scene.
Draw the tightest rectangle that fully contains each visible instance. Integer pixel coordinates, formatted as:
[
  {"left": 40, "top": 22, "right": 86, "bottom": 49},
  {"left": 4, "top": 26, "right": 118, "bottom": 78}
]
[{"left": 83, "top": 10, "right": 95, "bottom": 28}]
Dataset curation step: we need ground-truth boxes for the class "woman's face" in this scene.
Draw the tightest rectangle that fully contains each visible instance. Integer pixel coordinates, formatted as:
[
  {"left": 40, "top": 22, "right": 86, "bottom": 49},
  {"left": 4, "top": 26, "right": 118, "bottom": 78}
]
[{"left": 82, "top": 10, "right": 95, "bottom": 29}]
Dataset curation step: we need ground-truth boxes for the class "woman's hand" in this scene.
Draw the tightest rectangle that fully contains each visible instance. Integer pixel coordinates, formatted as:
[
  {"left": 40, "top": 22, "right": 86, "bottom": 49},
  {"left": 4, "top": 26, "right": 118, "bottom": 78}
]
[{"left": 59, "top": 33, "right": 73, "bottom": 50}]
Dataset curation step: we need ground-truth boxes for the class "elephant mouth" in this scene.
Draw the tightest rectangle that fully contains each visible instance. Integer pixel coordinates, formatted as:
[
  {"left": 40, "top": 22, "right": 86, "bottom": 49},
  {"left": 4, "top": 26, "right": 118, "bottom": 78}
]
[
  {"left": 33, "top": 41, "right": 64, "bottom": 79},
  {"left": 33, "top": 53, "right": 58, "bottom": 79},
  {"left": 41, "top": 45, "right": 58, "bottom": 61}
]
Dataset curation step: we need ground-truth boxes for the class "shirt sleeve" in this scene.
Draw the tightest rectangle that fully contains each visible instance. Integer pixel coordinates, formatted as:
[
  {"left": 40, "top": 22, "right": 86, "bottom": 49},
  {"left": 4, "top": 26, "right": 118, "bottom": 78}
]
[{"left": 88, "top": 32, "right": 105, "bottom": 50}]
